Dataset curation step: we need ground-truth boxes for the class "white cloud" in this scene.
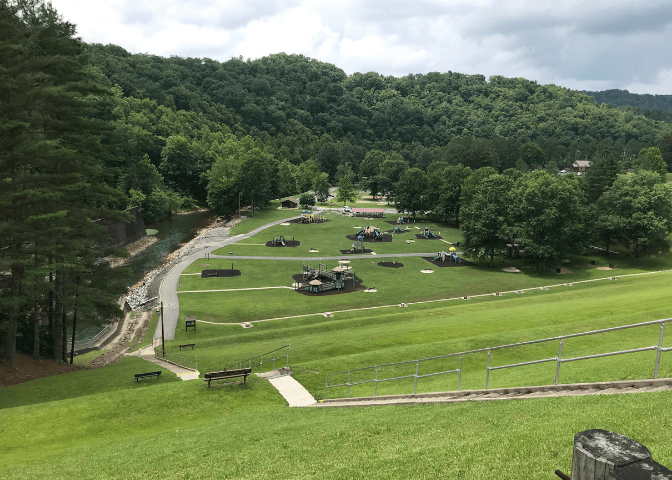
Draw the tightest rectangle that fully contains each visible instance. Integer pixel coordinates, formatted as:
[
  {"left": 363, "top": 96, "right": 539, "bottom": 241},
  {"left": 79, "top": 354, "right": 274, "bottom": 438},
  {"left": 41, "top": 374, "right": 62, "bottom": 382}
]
[{"left": 47, "top": 0, "right": 672, "bottom": 94}]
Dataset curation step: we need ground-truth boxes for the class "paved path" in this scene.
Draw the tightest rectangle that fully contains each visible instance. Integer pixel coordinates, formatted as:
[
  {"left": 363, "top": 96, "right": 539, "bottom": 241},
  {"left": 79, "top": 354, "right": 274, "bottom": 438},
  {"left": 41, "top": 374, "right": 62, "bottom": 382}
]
[
  {"left": 207, "top": 252, "right": 452, "bottom": 261},
  {"left": 257, "top": 369, "right": 317, "bottom": 407},
  {"left": 156, "top": 217, "right": 301, "bottom": 340},
  {"left": 127, "top": 344, "right": 200, "bottom": 380}
]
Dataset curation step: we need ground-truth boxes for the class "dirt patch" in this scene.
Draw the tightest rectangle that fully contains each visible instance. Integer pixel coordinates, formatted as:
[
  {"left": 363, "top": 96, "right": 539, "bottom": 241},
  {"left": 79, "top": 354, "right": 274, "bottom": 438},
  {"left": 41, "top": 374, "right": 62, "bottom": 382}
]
[
  {"left": 291, "top": 274, "right": 365, "bottom": 295},
  {"left": 415, "top": 234, "right": 444, "bottom": 240},
  {"left": 0, "top": 353, "right": 82, "bottom": 387},
  {"left": 201, "top": 269, "right": 242, "bottom": 278},
  {"left": 345, "top": 234, "right": 393, "bottom": 243},
  {"left": 264, "top": 240, "right": 301, "bottom": 247},
  {"left": 339, "top": 248, "right": 373, "bottom": 254},
  {"left": 107, "top": 236, "right": 159, "bottom": 268},
  {"left": 377, "top": 261, "right": 405, "bottom": 268},
  {"left": 90, "top": 311, "right": 153, "bottom": 368},
  {"left": 554, "top": 267, "right": 574, "bottom": 274},
  {"left": 422, "top": 257, "right": 474, "bottom": 267}
]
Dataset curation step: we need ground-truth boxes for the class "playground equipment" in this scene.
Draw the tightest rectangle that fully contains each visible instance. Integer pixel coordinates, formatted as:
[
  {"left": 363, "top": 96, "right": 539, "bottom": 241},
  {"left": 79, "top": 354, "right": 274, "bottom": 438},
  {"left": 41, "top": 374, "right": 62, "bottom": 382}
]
[
  {"left": 354, "top": 225, "right": 384, "bottom": 240},
  {"left": 300, "top": 210, "right": 325, "bottom": 223},
  {"left": 397, "top": 216, "right": 405, "bottom": 224},
  {"left": 433, "top": 251, "right": 462, "bottom": 263},
  {"left": 423, "top": 227, "right": 438, "bottom": 239},
  {"left": 296, "top": 263, "right": 357, "bottom": 294},
  {"left": 393, "top": 226, "right": 405, "bottom": 234},
  {"left": 351, "top": 235, "right": 365, "bottom": 253},
  {"left": 272, "top": 235, "right": 286, "bottom": 246}
]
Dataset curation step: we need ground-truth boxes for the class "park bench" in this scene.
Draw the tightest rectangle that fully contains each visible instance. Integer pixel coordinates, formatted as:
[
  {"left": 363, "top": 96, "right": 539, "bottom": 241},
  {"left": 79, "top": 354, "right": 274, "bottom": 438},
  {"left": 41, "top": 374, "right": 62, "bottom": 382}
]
[
  {"left": 135, "top": 371, "right": 161, "bottom": 382},
  {"left": 203, "top": 368, "right": 252, "bottom": 387},
  {"left": 178, "top": 343, "right": 195, "bottom": 351}
]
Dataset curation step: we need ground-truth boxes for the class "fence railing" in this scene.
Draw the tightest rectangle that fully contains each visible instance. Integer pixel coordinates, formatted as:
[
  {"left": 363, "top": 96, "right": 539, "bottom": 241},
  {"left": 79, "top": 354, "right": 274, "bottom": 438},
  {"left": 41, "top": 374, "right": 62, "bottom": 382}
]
[
  {"left": 160, "top": 352, "right": 198, "bottom": 371},
  {"left": 228, "top": 344, "right": 290, "bottom": 372},
  {"left": 66, "top": 323, "right": 114, "bottom": 354},
  {"left": 325, "top": 319, "right": 671, "bottom": 400}
]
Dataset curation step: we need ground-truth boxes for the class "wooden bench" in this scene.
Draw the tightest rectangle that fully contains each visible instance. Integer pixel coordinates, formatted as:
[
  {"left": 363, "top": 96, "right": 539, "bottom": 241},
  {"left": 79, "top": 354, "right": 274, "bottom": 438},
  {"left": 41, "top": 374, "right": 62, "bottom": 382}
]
[
  {"left": 178, "top": 343, "right": 195, "bottom": 351},
  {"left": 135, "top": 371, "right": 161, "bottom": 382},
  {"left": 203, "top": 368, "right": 252, "bottom": 387}
]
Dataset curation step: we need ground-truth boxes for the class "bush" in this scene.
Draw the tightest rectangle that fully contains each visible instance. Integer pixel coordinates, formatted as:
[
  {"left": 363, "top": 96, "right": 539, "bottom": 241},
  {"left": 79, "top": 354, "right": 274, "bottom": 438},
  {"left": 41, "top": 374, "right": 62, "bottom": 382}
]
[{"left": 299, "top": 193, "right": 316, "bottom": 207}]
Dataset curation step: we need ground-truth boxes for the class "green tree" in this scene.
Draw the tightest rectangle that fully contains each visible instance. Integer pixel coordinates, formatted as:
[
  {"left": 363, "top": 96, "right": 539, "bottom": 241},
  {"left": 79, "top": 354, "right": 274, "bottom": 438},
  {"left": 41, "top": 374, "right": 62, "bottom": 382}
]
[
  {"left": 509, "top": 172, "right": 592, "bottom": 272},
  {"left": 394, "top": 168, "right": 428, "bottom": 219},
  {"left": 312, "top": 172, "right": 331, "bottom": 203},
  {"left": 634, "top": 147, "right": 667, "bottom": 182},
  {"left": 584, "top": 150, "right": 623, "bottom": 200},
  {"left": 460, "top": 174, "right": 514, "bottom": 265},
  {"left": 518, "top": 142, "right": 545, "bottom": 168},
  {"left": 238, "top": 148, "right": 274, "bottom": 216},
  {"left": 596, "top": 171, "right": 672, "bottom": 257},
  {"left": 336, "top": 174, "right": 356, "bottom": 206}
]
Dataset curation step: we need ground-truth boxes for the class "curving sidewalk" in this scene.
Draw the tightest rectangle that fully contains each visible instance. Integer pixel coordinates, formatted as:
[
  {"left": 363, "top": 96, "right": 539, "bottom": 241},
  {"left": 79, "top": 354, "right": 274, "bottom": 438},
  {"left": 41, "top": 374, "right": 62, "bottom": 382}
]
[{"left": 155, "top": 217, "right": 300, "bottom": 340}]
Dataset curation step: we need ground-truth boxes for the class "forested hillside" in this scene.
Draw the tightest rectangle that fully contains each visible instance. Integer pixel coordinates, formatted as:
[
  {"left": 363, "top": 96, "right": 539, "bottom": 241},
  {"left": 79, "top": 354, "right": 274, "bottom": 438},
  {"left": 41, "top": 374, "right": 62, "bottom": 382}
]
[
  {"left": 585, "top": 89, "right": 672, "bottom": 116},
  {"left": 84, "top": 44, "right": 672, "bottom": 219}
]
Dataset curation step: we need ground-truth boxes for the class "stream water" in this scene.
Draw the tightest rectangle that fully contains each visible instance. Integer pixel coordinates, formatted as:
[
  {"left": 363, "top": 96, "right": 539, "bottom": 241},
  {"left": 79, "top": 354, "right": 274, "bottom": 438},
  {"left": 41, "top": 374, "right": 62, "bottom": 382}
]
[{"left": 126, "top": 210, "right": 218, "bottom": 285}]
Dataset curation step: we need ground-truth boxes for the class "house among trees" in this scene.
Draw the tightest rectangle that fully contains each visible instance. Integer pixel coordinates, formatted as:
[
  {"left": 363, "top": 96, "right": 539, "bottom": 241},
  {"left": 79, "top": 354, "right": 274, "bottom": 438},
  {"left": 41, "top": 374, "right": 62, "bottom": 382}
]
[
  {"left": 281, "top": 198, "right": 299, "bottom": 208},
  {"left": 571, "top": 160, "right": 592, "bottom": 173}
]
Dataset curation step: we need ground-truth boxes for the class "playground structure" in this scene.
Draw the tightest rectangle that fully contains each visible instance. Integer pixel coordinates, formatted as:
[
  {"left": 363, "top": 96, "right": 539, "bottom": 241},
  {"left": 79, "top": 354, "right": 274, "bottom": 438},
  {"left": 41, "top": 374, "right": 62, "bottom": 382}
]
[
  {"left": 422, "top": 227, "right": 438, "bottom": 239},
  {"left": 351, "top": 236, "right": 365, "bottom": 253},
  {"left": 397, "top": 216, "right": 405, "bottom": 224},
  {"left": 392, "top": 226, "right": 405, "bottom": 234},
  {"left": 434, "top": 251, "right": 462, "bottom": 264},
  {"left": 354, "top": 226, "right": 384, "bottom": 241},
  {"left": 295, "top": 263, "right": 357, "bottom": 294},
  {"left": 300, "top": 210, "right": 325, "bottom": 223},
  {"left": 273, "top": 235, "right": 286, "bottom": 246}
]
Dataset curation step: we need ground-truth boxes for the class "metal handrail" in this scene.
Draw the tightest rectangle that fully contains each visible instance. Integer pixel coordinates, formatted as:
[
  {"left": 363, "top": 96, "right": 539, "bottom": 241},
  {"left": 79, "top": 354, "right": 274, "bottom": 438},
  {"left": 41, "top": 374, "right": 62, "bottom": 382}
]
[
  {"left": 228, "top": 344, "right": 290, "bottom": 372},
  {"left": 325, "top": 319, "right": 669, "bottom": 399}
]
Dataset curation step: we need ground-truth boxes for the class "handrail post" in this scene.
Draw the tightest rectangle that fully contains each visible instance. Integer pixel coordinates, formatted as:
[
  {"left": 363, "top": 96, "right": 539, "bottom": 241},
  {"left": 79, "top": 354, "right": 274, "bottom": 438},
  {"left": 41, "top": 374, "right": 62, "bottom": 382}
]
[
  {"left": 347, "top": 371, "right": 351, "bottom": 398},
  {"left": 374, "top": 367, "right": 378, "bottom": 397},
  {"left": 260, "top": 355, "right": 263, "bottom": 372},
  {"left": 458, "top": 355, "right": 463, "bottom": 391},
  {"left": 287, "top": 345, "right": 289, "bottom": 368},
  {"left": 555, "top": 339, "right": 563, "bottom": 385},
  {"left": 325, "top": 375, "right": 328, "bottom": 400},
  {"left": 273, "top": 351, "right": 276, "bottom": 370},
  {"left": 414, "top": 362, "right": 419, "bottom": 394},
  {"left": 486, "top": 349, "right": 491, "bottom": 391},
  {"left": 655, "top": 323, "right": 665, "bottom": 379}
]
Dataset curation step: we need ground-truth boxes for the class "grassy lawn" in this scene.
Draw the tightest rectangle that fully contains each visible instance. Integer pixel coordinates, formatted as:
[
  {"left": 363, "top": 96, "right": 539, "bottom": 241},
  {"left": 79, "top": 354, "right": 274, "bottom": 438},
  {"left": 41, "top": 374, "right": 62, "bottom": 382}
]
[
  {"left": 216, "top": 212, "right": 462, "bottom": 257},
  {"left": 169, "top": 271, "right": 672, "bottom": 393},
  {"left": 229, "top": 201, "right": 299, "bottom": 235},
  {"left": 3, "top": 210, "right": 672, "bottom": 479},
  {"left": 2, "top": 272, "right": 672, "bottom": 478}
]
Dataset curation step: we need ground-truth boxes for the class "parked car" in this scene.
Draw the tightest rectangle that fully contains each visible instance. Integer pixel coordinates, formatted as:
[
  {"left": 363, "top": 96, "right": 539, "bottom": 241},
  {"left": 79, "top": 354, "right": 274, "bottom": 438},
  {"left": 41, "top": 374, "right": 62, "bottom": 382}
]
[{"left": 343, "top": 206, "right": 352, "bottom": 213}]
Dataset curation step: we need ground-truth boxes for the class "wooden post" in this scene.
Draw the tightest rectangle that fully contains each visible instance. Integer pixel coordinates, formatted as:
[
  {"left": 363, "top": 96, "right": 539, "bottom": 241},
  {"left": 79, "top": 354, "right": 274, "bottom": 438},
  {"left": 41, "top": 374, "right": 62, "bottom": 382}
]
[{"left": 571, "top": 430, "right": 650, "bottom": 479}]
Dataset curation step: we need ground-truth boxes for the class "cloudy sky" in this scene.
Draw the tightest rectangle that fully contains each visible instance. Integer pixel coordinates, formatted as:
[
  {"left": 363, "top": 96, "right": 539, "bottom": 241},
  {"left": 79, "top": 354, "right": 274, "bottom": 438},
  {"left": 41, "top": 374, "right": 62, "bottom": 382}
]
[{"left": 49, "top": 0, "right": 672, "bottom": 94}]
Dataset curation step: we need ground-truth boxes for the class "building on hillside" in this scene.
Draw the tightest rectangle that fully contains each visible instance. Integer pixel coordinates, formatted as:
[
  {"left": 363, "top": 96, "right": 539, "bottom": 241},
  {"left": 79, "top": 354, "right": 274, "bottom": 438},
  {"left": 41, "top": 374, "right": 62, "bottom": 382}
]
[
  {"left": 571, "top": 160, "right": 592, "bottom": 173},
  {"left": 281, "top": 198, "right": 298, "bottom": 208}
]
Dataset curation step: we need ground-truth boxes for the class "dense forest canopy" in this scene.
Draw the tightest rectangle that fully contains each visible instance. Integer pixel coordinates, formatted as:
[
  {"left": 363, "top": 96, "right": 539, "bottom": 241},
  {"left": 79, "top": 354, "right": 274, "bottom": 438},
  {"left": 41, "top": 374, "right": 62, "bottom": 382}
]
[{"left": 2, "top": 0, "right": 672, "bottom": 368}]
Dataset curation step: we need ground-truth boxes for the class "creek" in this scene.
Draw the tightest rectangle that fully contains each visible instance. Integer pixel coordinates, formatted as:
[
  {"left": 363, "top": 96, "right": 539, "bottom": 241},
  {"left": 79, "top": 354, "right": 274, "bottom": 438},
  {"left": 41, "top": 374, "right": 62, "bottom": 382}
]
[{"left": 125, "top": 210, "right": 218, "bottom": 285}]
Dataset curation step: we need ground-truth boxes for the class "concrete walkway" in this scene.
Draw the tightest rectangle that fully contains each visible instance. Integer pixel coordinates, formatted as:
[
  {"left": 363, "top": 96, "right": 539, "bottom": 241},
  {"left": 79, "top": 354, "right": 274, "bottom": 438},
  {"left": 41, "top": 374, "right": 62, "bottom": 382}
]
[
  {"left": 127, "top": 344, "right": 200, "bottom": 381},
  {"left": 257, "top": 368, "right": 317, "bottom": 407}
]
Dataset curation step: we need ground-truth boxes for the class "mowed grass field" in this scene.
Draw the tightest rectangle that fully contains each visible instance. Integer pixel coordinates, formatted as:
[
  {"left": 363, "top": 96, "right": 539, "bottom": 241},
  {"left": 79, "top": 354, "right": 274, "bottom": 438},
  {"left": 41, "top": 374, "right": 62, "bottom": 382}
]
[
  {"left": 3, "top": 205, "right": 672, "bottom": 479},
  {"left": 3, "top": 271, "right": 672, "bottom": 479}
]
